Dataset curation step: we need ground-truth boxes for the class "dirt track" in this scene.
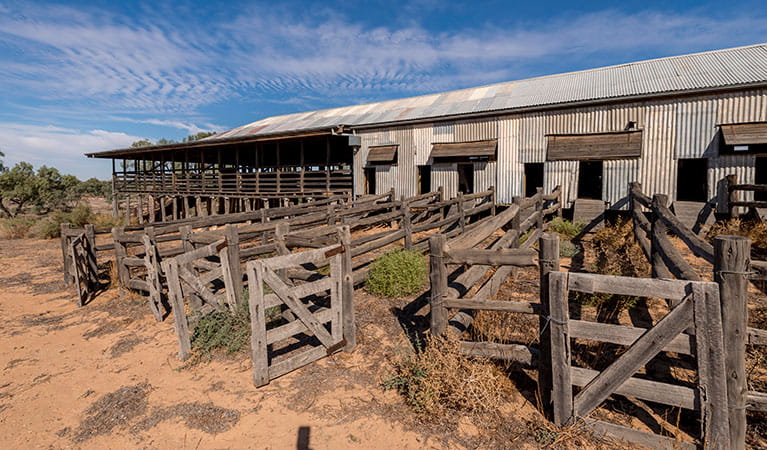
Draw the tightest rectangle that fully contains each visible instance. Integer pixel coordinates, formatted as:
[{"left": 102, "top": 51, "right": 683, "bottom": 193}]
[{"left": 0, "top": 237, "right": 461, "bottom": 449}]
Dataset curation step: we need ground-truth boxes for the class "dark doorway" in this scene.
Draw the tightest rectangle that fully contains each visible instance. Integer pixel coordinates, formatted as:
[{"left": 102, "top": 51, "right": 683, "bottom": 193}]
[
  {"left": 577, "top": 161, "right": 603, "bottom": 200},
  {"left": 418, "top": 165, "right": 431, "bottom": 194},
  {"left": 457, "top": 163, "right": 474, "bottom": 194},
  {"left": 757, "top": 157, "right": 767, "bottom": 202},
  {"left": 364, "top": 167, "right": 376, "bottom": 195},
  {"left": 524, "top": 163, "right": 544, "bottom": 197},
  {"left": 676, "top": 158, "right": 708, "bottom": 202}
]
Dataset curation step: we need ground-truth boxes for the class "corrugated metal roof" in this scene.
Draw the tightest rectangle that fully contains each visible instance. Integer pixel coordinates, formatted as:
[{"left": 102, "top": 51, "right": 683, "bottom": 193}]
[{"left": 214, "top": 44, "right": 767, "bottom": 139}]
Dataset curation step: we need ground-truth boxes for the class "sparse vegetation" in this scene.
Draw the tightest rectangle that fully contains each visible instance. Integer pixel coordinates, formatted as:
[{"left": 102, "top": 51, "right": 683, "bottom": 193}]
[
  {"left": 366, "top": 249, "right": 427, "bottom": 298},
  {"left": 707, "top": 218, "right": 767, "bottom": 259},
  {"left": 0, "top": 216, "right": 36, "bottom": 239},
  {"left": 548, "top": 217, "right": 584, "bottom": 258},
  {"left": 190, "top": 302, "right": 252, "bottom": 358},
  {"left": 384, "top": 337, "right": 510, "bottom": 415}
]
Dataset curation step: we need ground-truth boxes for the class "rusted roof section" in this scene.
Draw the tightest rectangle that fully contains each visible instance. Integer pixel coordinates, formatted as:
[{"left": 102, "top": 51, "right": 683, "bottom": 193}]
[{"left": 215, "top": 44, "right": 767, "bottom": 139}]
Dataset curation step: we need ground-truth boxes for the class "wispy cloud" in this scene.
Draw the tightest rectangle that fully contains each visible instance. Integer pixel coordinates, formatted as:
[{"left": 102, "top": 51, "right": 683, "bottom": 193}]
[
  {"left": 1, "top": 4, "right": 765, "bottom": 116},
  {"left": 0, "top": 123, "right": 141, "bottom": 178}
]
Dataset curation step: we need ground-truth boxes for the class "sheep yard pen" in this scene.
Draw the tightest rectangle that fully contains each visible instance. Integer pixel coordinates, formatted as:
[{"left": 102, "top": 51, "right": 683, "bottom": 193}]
[{"left": 53, "top": 179, "right": 767, "bottom": 448}]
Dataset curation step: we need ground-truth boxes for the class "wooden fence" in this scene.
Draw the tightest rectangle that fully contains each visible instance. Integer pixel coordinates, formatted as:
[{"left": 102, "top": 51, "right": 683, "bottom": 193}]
[
  {"left": 625, "top": 181, "right": 767, "bottom": 447},
  {"left": 725, "top": 173, "right": 767, "bottom": 217}
]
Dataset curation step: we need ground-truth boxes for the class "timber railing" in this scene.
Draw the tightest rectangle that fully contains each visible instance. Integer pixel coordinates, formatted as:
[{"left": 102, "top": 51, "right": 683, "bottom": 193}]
[
  {"left": 725, "top": 173, "right": 767, "bottom": 217},
  {"left": 630, "top": 181, "right": 767, "bottom": 447}
]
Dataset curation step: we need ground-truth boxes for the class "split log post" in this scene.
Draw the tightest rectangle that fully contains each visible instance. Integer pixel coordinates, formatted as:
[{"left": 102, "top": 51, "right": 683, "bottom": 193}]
[
  {"left": 84, "top": 224, "right": 98, "bottom": 283},
  {"left": 726, "top": 174, "right": 738, "bottom": 218},
  {"left": 172, "top": 196, "right": 179, "bottom": 220},
  {"left": 429, "top": 234, "right": 448, "bottom": 337},
  {"left": 556, "top": 186, "right": 563, "bottom": 217},
  {"left": 337, "top": 225, "right": 355, "bottom": 351},
  {"left": 458, "top": 192, "right": 466, "bottom": 232},
  {"left": 138, "top": 195, "right": 145, "bottom": 224},
  {"left": 225, "top": 224, "right": 243, "bottom": 305},
  {"left": 511, "top": 196, "right": 522, "bottom": 248},
  {"left": 714, "top": 235, "right": 750, "bottom": 449},
  {"left": 111, "top": 227, "right": 130, "bottom": 289},
  {"left": 535, "top": 187, "right": 544, "bottom": 231},
  {"left": 538, "top": 232, "right": 561, "bottom": 419},
  {"left": 274, "top": 222, "right": 290, "bottom": 282},
  {"left": 651, "top": 194, "right": 669, "bottom": 279},
  {"left": 401, "top": 195, "right": 413, "bottom": 249},
  {"left": 438, "top": 186, "right": 446, "bottom": 220},
  {"left": 489, "top": 185, "right": 497, "bottom": 216},
  {"left": 125, "top": 195, "right": 131, "bottom": 222},
  {"left": 60, "top": 223, "right": 74, "bottom": 285}
]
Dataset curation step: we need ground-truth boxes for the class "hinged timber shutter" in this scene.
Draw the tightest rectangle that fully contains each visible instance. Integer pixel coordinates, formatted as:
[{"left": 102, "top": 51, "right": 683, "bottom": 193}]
[
  {"left": 366, "top": 145, "right": 398, "bottom": 164},
  {"left": 546, "top": 130, "right": 642, "bottom": 161},
  {"left": 430, "top": 140, "right": 497, "bottom": 160},
  {"left": 720, "top": 122, "right": 767, "bottom": 146}
]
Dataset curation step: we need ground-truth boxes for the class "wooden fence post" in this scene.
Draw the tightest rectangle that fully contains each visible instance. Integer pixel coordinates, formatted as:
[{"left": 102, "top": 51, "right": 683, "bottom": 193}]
[
  {"left": 548, "top": 271, "right": 572, "bottom": 426},
  {"left": 556, "top": 185, "right": 563, "bottom": 218},
  {"left": 714, "top": 235, "right": 750, "bottom": 450},
  {"left": 651, "top": 194, "right": 669, "bottom": 279},
  {"left": 84, "top": 224, "right": 98, "bottom": 283},
  {"left": 726, "top": 174, "right": 738, "bottom": 218},
  {"left": 438, "top": 186, "right": 446, "bottom": 220},
  {"left": 538, "top": 232, "right": 560, "bottom": 419},
  {"left": 401, "top": 195, "right": 413, "bottom": 249},
  {"left": 535, "top": 187, "right": 544, "bottom": 231},
  {"left": 225, "top": 224, "right": 243, "bottom": 305},
  {"left": 511, "top": 196, "right": 522, "bottom": 248},
  {"left": 111, "top": 227, "right": 130, "bottom": 288},
  {"left": 125, "top": 195, "right": 131, "bottom": 222},
  {"left": 338, "top": 225, "right": 356, "bottom": 351},
  {"left": 138, "top": 195, "right": 145, "bottom": 224},
  {"left": 429, "top": 234, "right": 448, "bottom": 337},
  {"left": 60, "top": 223, "right": 73, "bottom": 285},
  {"left": 489, "top": 185, "right": 497, "bottom": 216},
  {"left": 458, "top": 191, "right": 466, "bottom": 232}
]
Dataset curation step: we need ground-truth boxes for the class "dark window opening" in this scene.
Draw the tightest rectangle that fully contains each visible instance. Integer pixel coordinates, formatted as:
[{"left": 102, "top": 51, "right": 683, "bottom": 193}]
[
  {"left": 364, "top": 167, "right": 376, "bottom": 195},
  {"left": 524, "top": 163, "right": 544, "bottom": 197},
  {"left": 676, "top": 159, "right": 708, "bottom": 202},
  {"left": 577, "top": 161, "right": 603, "bottom": 200},
  {"left": 457, "top": 163, "right": 474, "bottom": 194},
  {"left": 756, "top": 157, "right": 767, "bottom": 202},
  {"left": 418, "top": 165, "right": 431, "bottom": 194}
]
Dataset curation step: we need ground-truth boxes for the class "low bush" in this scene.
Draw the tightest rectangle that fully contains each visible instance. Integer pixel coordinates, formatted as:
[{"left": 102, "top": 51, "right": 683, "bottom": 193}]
[
  {"left": 191, "top": 302, "right": 251, "bottom": 358},
  {"left": 366, "top": 249, "right": 427, "bottom": 298},
  {"left": 0, "top": 217, "right": 36, "bottom": 239},
  {"left": 35, "top": 212, "right": 67, "bottom": 239},
  {"left": 548, "top": 217, "right": 585, "bottom": 241},
  {"left": 559, "top": 240, "right": 579, "bottom": 258},
  {"left": 383, "top": 337, "right": 509, "bottom": 415},
  {"left": 707, "top": 218, "right": 767, "bottom": 259}
]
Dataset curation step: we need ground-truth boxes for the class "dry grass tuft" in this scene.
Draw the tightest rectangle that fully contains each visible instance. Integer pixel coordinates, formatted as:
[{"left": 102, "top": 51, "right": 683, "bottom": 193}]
[
  {"left": 73, "top": 382, "right": 151, "bottom": 442},
  {"left": 384, "top": 337, "right": 511, "bottom": 416},
  {"left": 0, "top": 217, "right": 36, "bottom": 239},
  {"left": 591, "top": 218, "right": 649, "bottom": 278},
  {"left": 707, "top": 218, "right": 767, "bottom": 259}
]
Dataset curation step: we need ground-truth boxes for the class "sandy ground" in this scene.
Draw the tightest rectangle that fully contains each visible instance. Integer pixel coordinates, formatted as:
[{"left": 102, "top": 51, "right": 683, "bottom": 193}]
[{"left": 0, "top": 237, "right": 458, "bottom": 449}]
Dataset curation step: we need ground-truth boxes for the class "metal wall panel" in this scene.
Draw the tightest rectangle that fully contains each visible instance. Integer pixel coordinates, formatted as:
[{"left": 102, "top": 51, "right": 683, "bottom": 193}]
[
  {"left": 518, "top": 112, "right": 546, "bottom": 163},
  {"left": 545, "top": 160, "right": 578, "bottom": 205},
  {"left": 717, "top": 89, "right": 767, "bottom": 124},
  {"left": 474, "top": 161, "right": 496, "bottom": 193},
  {"left": 375, "top": 165, "right": 398, "bottom": 195},
  {"left": 412, "top": 123, "right": 434, "bottom": 166},
  {"left": 454, "top": 117, "right": 498, "bottom": 141},
  {"left": 638, "top": 102, "right": 677, "bottom": 200},
  {"left": 497, "top": 115, "right": 522, "bottom": 202},
  {"left": 604, "top": 159, "right": 640, "bottom": 209},
  {"left": 675, "top": 97, "right": 718, "bottom": 158},
  {"left": 709, "top": 154, "right": 755, "bottom": 213},
  {"left": 432, "top": 163, "right": 458, "bottom": 198},
  {"left": 391, "top": 126, "right": 416, "bottom": 198}
]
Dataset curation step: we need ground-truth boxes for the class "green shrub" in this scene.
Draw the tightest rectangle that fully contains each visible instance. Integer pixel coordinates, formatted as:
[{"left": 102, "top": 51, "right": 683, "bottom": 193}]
[
  {"left": 366, "top": 249, "right": 427, "bottom": 298},
  {"left": 548, "top": 217, "right": 585, "bottom": 241},
  {"left": 0, "top": 217, "right": 36, "bottom": 239},
  {"left": 191, "top": 302, "right": 251, "bottom": 357},
  {"left": 34, "top": 212, "right": 67, "bottom": 239},
  {"left": 91, "top": 213, "right": 126, "bottom": 230},
  {"left": 67, "top": 205, "right": 94, "bottom": 227},
  {"left": 559, "top": 240, "right": 580, "bottom": 258}
]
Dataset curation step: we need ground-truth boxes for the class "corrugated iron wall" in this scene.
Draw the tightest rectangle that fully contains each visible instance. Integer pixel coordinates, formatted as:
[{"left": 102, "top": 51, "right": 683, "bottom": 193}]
[{"left": 353, "top": 88, "right": 767, "bottom": 207}]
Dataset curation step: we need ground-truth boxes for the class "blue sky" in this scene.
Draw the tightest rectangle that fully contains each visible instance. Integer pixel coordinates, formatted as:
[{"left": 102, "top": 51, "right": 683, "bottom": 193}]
[{"left": 1, "top": 0, "right": 766, "bottom": 179}]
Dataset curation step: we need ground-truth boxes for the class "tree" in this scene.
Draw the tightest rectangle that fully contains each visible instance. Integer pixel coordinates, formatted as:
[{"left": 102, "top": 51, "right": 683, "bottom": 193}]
[
  {"left": 130, "top": 139, "right": 153, "bottom": 148},
  {"left": 0, "top": 162, "right": 37, "bottom": 217},
  {"left": 183, "top": 131, "right": 216, "bottom": 142},
  {"left": 0, "top": 150, "right": 6, "bottom": 172}
]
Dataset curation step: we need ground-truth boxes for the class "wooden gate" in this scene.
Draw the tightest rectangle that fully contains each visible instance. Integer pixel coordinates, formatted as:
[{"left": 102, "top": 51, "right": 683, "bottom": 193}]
[
  {"left": 246, "top": 243, "right": 354, "bottom": 387},
  {"left": 546, "top": 272, "right": 730, "bottom": 449},
  {"left": 161, "top": 237, "right": 239, "bottom": 360},
  {"left": 68, "top": 233, "right": 99, "bottom": 306}
]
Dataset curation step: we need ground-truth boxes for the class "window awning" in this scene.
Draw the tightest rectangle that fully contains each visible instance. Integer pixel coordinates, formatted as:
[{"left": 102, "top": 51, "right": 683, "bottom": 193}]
[
  {"left": 546, "top": 130, "right": 642, "bottom": 161},
  {"left": 720, "top": 122, "right": 767, "bottom": 146},
  {"left": 366, "top": 145, "right": 398, "bottom": 164},
  {"left": 430, "top": 140, "right": 497, "bottom": 160}
]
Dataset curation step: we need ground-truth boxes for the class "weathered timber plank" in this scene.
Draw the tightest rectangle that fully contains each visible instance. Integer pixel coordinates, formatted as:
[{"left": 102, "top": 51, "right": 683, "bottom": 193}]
[
  {"left": 583, "top": 419, "right": 697, "bottom": 450},
  {"left": 573, "top": 296, "right": 694, "bottom": 419},
  {"left": 570, "top": 366, "right": 698, "bottom": 410},
  {"left": 459, "top": 341, "right": 536, "bottom": 367},
  {"left": 443, "top": 298, "right": 539, "bottom": 314},
  {"left": 568, "top": 319, "right": 694, "bottom": 355}
]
